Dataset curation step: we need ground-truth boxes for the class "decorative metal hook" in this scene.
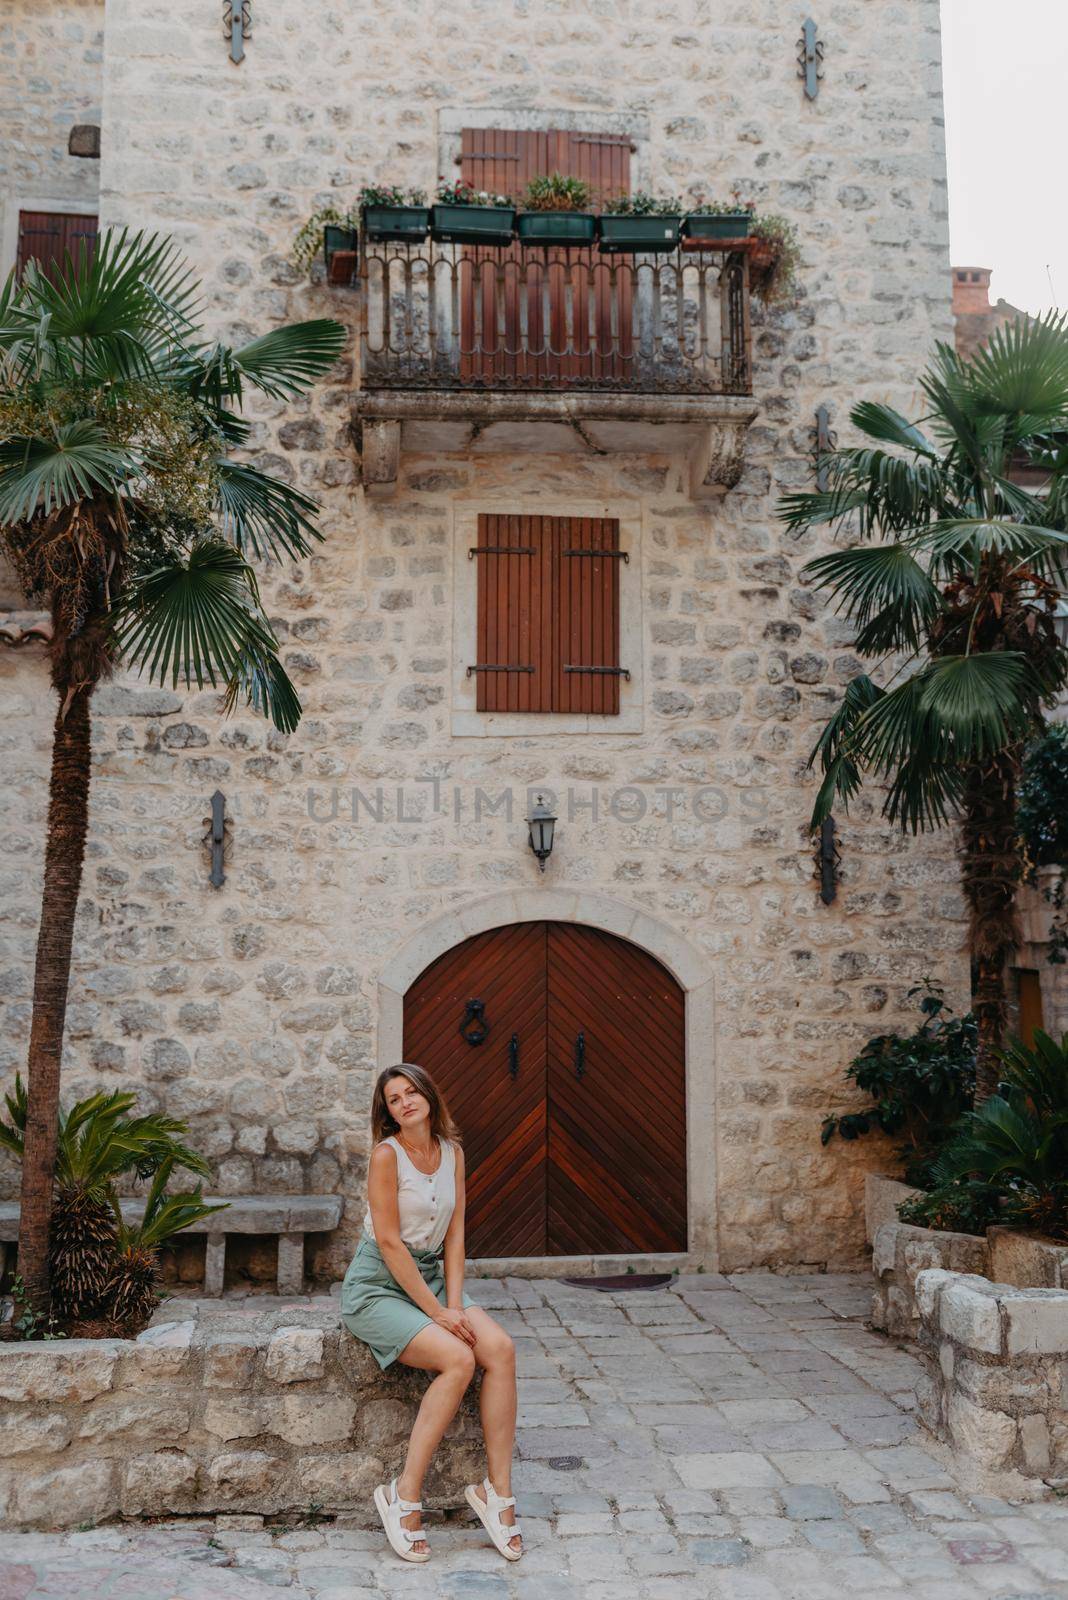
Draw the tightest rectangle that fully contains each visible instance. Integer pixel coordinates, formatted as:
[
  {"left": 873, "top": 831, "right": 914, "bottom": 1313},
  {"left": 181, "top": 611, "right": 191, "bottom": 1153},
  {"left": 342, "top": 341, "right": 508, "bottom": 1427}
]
[
  {"left": 815, "top": 814, "right": 841, "bottom": 905},
  {"left": 459, "top": 998, "right": 490, "bottom": 1046},
  {"left": 223, "top": 0, "right": 251, "bottom": 64},
  {"left": 797, "top": 18, "right": 825, "bottom": 101},
  {"left": 201, "top": 789, "right": 232, "bottom": 888},
  {"left": 814, "top": 404, "right": 837, "bottom": 491}
]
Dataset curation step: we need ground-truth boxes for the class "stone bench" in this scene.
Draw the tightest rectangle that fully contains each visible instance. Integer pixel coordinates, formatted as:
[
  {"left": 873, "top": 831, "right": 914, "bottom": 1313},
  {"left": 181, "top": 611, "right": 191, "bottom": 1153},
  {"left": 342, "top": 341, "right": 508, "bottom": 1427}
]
[
  {"left": 0, "top": 1298, "right": 483, "bottom": 1528},
  {"left": 0, "top": 1195, "right": 343, "bottom": 1296}
]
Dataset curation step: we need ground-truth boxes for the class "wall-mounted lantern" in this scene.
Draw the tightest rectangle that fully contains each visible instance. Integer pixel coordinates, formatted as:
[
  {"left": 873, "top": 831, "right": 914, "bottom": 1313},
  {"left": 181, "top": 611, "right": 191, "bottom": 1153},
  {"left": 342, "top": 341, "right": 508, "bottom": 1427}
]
[{"left": 527, "top": 794, "right": 557, "bottom": 872}]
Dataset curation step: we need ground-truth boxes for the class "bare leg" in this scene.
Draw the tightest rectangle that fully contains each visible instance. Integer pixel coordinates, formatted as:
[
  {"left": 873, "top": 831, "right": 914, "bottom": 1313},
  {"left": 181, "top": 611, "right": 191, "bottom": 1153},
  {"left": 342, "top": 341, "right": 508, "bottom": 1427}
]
[
  {"left": 465, "top": 1305, "right": 521, "bottom": 1554},
  {"left": 393, "top": 1323, "right": 477, "bottom": 1555}
]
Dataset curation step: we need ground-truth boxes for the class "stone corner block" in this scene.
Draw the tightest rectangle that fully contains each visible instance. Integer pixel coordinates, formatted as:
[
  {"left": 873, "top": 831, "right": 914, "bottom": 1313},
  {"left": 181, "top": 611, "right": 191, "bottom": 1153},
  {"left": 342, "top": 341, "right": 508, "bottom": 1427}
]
[
  {"left": 939, "top": 1276, "right": 1003, "bottom": 1354},
  {"left": 202, "top": 1331, "right": 264, "bottom": 1389},
  {"left": 871, "top": 1222, "right": 899, "bottom": 1278},
  {"left": 264, "top": 1325, "right": 325, "bottom": 1384},
  {"left": 914, "top": 1267, "right": 954, "bottom": 1322},
  {"left": 1002, "top": 1289, "right": 1068, "bottom": 1357}
]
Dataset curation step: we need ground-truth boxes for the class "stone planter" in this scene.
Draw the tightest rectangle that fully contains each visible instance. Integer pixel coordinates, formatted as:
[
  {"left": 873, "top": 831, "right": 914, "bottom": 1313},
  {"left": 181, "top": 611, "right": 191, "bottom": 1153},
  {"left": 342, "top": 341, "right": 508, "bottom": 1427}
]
[
  {"left": 0, "top": 1299, "right": 483, "bottom": 1530},
  {"left": 913, "top": 1268, "right": 1068, "bottom": 1484},
  {"left": 864, "top": 1171, "right": 921, "bottom": 1245}
]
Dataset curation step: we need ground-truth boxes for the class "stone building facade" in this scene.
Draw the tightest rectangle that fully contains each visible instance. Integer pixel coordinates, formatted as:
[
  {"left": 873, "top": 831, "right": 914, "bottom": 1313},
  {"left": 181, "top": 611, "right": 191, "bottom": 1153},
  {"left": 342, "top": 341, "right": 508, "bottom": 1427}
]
[{"left": 0, "top": 0, "right": 968, "bottom": 1279}]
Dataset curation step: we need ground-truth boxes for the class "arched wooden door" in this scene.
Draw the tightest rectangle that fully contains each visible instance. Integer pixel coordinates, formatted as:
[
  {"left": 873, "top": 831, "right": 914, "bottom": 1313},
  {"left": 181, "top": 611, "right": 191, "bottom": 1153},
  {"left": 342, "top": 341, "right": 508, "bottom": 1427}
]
[{"left": 402, "top": 922, "right": 687, "bottom": 1257}]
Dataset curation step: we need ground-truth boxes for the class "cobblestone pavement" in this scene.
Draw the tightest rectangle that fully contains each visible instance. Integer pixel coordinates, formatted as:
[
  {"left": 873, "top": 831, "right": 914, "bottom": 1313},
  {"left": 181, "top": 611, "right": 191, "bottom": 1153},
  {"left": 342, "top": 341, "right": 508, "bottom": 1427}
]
[{"left": 2, "top": 1271, "right": 1067, "bottom": 1600}]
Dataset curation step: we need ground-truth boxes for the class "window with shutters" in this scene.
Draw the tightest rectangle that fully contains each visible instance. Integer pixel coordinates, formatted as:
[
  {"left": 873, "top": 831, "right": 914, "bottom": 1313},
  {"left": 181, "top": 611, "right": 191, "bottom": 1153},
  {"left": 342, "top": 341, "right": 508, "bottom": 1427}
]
[
  {"left": 469, "top": 514, "right": 625, "bottom": 715},
  {"left": 17, "top": 211, "right": 98, "bottom": 282}
]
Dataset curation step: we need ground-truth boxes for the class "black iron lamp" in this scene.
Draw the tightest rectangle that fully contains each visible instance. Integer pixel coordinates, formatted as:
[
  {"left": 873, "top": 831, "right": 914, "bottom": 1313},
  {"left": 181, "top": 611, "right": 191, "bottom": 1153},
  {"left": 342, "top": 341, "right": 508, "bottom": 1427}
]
[{"left": 527, "top": 794, "right": 557, "bottom": 872}]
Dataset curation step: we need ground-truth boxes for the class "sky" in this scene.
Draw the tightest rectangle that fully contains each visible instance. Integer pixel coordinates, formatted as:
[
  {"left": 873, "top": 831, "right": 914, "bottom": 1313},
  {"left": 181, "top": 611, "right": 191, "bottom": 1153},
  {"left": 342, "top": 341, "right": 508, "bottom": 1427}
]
[{"left": 940, "top": 0, "right": 1066, "bottom": 315}]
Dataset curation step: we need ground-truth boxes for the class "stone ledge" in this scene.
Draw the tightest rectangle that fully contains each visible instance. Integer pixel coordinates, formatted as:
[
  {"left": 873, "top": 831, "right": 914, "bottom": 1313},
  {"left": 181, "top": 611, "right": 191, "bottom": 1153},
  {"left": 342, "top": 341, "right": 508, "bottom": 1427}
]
[
  {"left": 0, "top": 1301, "right": 482, "bottom": 1529},
  {"left": 353, "top": 389, "right": 759, "bottom": 501}
]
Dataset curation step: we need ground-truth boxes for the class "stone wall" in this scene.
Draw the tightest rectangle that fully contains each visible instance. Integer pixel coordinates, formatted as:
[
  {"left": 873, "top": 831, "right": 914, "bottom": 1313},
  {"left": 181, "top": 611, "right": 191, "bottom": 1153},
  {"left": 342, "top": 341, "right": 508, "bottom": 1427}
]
[
  {"left": 871, "top": 1220, "right": 989, "bottom": 1340},
  {"left": 0, "top": 0, "right": 103, "bottom": 275},
  {"left": 0, "top": 0, "right": 966, "bottom": 1272},
  {"left": 913, "top": 1268, "right": 1068, "bottom": 1485},
  {"left": 0, "top": 1300, "right": 483, "bottom": 1530}
]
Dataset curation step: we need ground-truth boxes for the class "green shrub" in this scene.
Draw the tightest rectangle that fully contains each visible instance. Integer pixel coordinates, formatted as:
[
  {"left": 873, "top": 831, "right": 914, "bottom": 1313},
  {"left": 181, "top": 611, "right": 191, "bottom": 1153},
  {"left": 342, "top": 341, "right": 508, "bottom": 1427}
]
[
  {"left": 899, "top": 1030, "right": 1068, "bottom": 1240},
  {"left": 821, "top": 982, "right": 975, "bottom": 1186},
  {"left": 1018, "top": 723, "right": 1068, "bottom": 963}
]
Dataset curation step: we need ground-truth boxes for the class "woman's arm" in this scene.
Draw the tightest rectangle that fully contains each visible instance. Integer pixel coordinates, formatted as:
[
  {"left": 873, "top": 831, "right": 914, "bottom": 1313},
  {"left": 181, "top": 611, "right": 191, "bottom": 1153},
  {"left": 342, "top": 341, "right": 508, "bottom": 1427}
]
[
  {"left": 366, "top": 1144, "right": 447, "bottom": 1321},
  {"left": 443, "top": 1142, "right": 467, "bottom": 1311}
]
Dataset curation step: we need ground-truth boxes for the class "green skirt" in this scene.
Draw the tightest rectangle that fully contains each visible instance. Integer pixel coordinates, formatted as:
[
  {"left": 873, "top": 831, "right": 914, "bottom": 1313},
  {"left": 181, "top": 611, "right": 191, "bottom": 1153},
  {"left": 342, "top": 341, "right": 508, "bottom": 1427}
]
[{"left": 340, "top": 1233, "right": 475, "bottom": 1370}]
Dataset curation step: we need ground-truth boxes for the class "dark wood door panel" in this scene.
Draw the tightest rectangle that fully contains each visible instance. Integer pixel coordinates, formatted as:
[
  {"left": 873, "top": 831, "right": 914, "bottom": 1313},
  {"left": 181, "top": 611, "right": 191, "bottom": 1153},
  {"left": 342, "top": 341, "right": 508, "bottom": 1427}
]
[
  {"left": 403, "top": 921, "right": 547, "bottom": 1256},
  {"left": 546, "top": 923, "right": 687, "bottom": 1254}
]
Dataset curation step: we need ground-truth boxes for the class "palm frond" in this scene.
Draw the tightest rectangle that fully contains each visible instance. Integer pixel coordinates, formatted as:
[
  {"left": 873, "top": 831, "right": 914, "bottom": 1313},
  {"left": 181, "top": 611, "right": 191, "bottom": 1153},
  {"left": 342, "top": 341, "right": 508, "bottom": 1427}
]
[
  {"left": 966, "top": 310, "right": 1068, "bottom": 424},
  {"left": 850, "top": 401, "right": 937, "bottom": 456},
  {"left": 216, "top": 459, "right": 324, "bottom": 562},
  {"left": 220, "top": 641, "right": 303, "bottom": 734},
  {"left": 803, "top": 542, "right": 941, "bottom": 649},
  {"left": 0, "top": 422, "right": 137, "bottom": 523},
  {"left": 806, "top": 674, "right": 883, "bottom": 827},
  {"left": 188, "top": 320, "right": 346, "bottom": 405}
]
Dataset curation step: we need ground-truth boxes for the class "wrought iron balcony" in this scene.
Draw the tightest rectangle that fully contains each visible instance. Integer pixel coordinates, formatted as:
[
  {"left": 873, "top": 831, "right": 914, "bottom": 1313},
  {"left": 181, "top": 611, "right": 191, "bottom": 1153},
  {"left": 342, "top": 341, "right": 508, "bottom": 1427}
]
[
  {"left": 353, "top": 238, "right": 759, "bottom": 501},
  {"left": 358, "top": 239, "right": 751, "bottom": 396}
]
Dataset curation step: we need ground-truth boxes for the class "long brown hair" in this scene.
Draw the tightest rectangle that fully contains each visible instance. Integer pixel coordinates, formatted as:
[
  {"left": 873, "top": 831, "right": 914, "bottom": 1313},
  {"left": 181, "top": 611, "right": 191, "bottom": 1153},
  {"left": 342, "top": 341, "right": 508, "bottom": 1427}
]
[{"left": 371, "top": 1062, "right": 463, "bottom": 1147}]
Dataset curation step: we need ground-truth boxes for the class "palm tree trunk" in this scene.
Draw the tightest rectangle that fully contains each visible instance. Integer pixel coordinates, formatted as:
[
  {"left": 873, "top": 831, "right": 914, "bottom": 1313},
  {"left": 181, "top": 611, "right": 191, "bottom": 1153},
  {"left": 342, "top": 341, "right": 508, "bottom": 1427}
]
[
  {"left": 960, "top": 750, "right": 1021, "bottom": 1105},
  {"left": 17, "top": 664, "right": 95, "bottom": 1309}
]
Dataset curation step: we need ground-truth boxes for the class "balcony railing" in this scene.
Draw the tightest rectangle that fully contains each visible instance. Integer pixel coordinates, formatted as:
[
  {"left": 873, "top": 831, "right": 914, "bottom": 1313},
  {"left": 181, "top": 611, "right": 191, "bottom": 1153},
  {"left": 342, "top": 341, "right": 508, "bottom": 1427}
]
[{"left": 359, "top": 240, "right": 752, "bottom": 396}]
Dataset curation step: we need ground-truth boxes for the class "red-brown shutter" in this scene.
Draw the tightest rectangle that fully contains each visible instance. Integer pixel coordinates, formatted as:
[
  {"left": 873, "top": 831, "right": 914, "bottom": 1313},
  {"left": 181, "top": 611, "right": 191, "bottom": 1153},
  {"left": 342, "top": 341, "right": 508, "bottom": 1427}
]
[
  {"left": 17, "top": 212, "right": 98, "bottom": 282},
  {"left": 473, "top": 514, "right": 622, "bottom": 714},
  {"left": 459, "top": 129, "right": 631, "bottom": 386}
]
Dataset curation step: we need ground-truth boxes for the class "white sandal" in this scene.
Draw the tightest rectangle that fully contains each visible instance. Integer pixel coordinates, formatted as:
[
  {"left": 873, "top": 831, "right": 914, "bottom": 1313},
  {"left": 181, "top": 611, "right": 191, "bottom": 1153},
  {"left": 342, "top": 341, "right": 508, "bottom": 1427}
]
[
  {"left": 373, "top": 1478, "right": 430, "bottom": 1562},
  {"left": 464, "top": 1476, "right": 524, "bottom": 1560}
]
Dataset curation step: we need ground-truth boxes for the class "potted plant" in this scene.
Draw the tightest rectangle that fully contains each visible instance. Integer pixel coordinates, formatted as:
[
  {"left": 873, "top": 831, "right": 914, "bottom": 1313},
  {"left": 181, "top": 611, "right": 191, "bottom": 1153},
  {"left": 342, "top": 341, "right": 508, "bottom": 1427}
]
[
  {"left": 359, "top": 183, "right": 430, "bottom": 244},
  {"left": 430, "top": 179, "right": 516, "bottom": 246},
  {"left": 292, "top": 204, "right": 360, "bottom": 282},
  {"left": 515, "top": 173, "right": 597, "bottom": 246},
  {"left": 598, "top": 191, "right": 684, "bottom": 254},
  {"left": 748, "top": 213, "right": 801, "bottom": 303},
  {"left": 682, "top": 192, "right": 756, "bottom": 241}
]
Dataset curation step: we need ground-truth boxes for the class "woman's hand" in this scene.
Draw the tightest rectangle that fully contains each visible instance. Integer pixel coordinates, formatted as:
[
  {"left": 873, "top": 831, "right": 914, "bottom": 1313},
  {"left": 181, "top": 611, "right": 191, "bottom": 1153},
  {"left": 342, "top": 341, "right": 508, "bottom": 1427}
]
[{"left": 434, "top": 1307, "right": 476, "bottom": 1345}]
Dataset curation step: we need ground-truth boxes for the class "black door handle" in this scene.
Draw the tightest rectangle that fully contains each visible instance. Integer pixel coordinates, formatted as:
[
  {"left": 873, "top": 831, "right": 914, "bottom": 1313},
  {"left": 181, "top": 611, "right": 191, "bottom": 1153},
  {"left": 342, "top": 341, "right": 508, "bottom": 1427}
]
[
  {"left": 574, "top": 1030, "right": 585, "bottom": 1080},
  {"left": 509, "top": 1032, "right": 519, "bottom": 1080}
]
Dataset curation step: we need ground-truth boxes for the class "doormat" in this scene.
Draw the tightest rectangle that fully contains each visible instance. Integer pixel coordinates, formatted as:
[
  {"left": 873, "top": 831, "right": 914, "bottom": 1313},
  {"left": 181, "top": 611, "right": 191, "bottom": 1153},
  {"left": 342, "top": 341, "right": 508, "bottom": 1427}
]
[{"left": 561, "top": 1274, "right": 672, "bottom": 1292}]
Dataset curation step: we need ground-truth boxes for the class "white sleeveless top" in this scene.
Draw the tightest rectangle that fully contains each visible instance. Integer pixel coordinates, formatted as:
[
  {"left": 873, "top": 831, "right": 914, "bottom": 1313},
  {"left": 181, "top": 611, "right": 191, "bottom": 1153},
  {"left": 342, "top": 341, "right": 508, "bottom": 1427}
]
[{"left": 362, "top": 1135, "right": 458, "bottom": 1251}]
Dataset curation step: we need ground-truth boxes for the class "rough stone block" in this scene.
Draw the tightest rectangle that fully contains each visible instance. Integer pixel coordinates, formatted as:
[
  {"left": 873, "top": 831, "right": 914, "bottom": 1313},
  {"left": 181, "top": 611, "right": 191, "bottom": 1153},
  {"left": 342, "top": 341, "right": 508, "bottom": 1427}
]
[
  {"left": 203, "top": 1332, "right": 262, "bottom": 1389},
  {"left": 0, "top": 1408, "right": 72, "bottom": 1455},
  {"left": 1002, "top": 1290, "right": 1068, "bottom": 1356},
  {"left": 939, "top": 1277, "right": 1003, "bottom": 1354},
  {"left": 122, "top": 1450, "right": 199, "bottom": 1514},
  {"left": 207, "top": 1450, "right": 283, "bottom": 1500},
  {"left": 1019, "top": 1413, "right": 1052, "bottom": 1474},
  {"left": 264, "top": 1326, "right": 324, "bottom": 1384},
  {"left": 275, "top": 1393, "right": 356, "bottom": 1445},
  {"left": 914, "top": 1268, "right": 953, "bottom": 1322},
  {"left": 79, "top": 1399, "right": 190, "bottom": 1441},
  {"left": 204, "top": 1397, "right": 269, "bottom": 1442},
  {"left": 13, "top": 1460, "right": 119, "bottom": 1528},
  {"left": 871, "top": 1224, "right": 898, "bottom": 1280},
  {"left": 0, "top": 1343, "right": 120, "bottom": 1404},
  {"left": 946, "top": 1391, "right": 1017, "bottom": 1471}
]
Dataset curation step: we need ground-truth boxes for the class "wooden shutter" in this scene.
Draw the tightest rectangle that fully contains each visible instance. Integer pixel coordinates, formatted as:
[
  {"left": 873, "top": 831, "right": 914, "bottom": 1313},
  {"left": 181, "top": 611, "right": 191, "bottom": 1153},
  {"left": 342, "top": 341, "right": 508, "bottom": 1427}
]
[
  {"left": 459, "top": 128, "right": 631, "bottom": 386},
  {"left": 472, "top": 514, "right": 622, "bottom": 714},
  {"left": 17, "top": 212, "right": 98, "bottom": 282}
]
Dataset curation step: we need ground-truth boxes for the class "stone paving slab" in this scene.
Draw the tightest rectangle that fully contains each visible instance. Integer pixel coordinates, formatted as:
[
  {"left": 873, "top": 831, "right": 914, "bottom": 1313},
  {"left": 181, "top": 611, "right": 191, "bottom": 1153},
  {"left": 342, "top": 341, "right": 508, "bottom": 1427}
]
[{"left": 2, "top": 1270, "right": 1067, "bottom": 1598}]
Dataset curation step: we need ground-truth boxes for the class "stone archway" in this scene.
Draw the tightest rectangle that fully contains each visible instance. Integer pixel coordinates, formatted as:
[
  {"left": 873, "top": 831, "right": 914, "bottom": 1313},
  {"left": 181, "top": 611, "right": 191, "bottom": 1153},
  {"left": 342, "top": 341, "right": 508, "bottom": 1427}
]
[{"left": 377, "top": 890, "right": 716, "bottom": 1266}]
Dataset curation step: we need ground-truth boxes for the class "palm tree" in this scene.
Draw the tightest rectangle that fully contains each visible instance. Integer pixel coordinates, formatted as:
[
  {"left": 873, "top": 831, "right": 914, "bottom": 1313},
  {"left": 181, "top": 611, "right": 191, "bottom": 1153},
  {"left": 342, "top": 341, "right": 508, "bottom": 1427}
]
[
  {"left": 780, "top": 315, "right": 1068, "bottom": 1102},
  {"left": 0, "top": 230, "right": 345, "bottom": 1308}
]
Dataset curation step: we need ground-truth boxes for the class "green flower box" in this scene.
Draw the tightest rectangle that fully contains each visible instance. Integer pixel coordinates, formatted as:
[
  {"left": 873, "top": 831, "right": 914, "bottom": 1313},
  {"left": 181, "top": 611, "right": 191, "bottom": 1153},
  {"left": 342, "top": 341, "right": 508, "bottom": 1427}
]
[
  {"left": 516, "top": 211, "right": 597, "bottom": 247},
  {"left": 430, "top": 204, "right": 517, "bottom": 246},
  {"left": 597, "top": 214, "right": 682, "bottom": 254},
  {"left": 682, "top": 213, "right": 753, "bottom": 241},
  {"left": 361, "top": 205, "right": 430, "bottom": 243}
]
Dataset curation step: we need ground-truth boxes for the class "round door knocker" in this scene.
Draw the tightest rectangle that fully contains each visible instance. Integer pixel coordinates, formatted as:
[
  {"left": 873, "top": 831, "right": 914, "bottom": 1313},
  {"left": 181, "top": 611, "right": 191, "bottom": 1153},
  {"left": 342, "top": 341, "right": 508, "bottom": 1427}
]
[{"left": 459, "top": 997, "right": 490, "bottom": 1045}]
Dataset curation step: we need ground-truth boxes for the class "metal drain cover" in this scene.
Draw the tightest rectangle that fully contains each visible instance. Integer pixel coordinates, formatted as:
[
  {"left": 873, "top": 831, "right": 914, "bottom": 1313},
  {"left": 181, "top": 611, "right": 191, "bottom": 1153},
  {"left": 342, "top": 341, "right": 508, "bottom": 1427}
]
[
  {"left": 562, "top": 1274, "right": 673, "bottom": 1292},
  {"left": 547, "top": 1455, "right": 584, "bottom": 1471}
]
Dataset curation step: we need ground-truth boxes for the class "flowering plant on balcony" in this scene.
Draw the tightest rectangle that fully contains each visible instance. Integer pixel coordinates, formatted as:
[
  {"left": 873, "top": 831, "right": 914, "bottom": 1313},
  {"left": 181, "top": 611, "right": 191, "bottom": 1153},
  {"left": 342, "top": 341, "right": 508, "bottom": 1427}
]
[
  {"left": 357, "top": 183, "right": 428, "bottom": 208},
  {"left": 521, "top": 173, "right": 593, "bottom": 213},
  {"left": 291, "top": 202, "right": 360, "bottom": 273},
  {"left": 602, "top": 189, "right": 684, "bottom": 217},
  {"left": 748, "top": 213, "right": 801, "bottom": 303},
  {"left": 434, "top": 178, "right": 514, "bottom": 207},
  {"left": 686, "top": 192, "right": 757, "bottom": 217}
]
